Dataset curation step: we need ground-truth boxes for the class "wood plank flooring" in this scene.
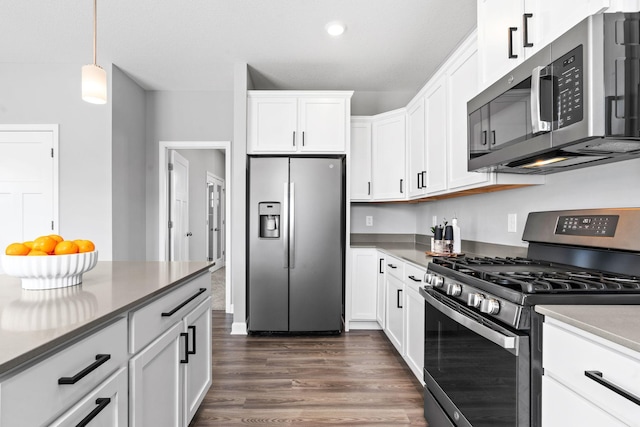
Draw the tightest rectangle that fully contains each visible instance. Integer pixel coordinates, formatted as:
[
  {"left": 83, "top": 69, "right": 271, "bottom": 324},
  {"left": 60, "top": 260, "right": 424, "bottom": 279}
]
[{"left": 190, "top": 312, "right": 428, "bottom": 426}]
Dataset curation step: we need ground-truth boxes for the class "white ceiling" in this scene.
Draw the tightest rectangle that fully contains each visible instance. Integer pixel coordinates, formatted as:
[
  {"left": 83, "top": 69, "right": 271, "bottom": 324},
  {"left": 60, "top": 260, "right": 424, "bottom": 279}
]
[{"left": 2, "top": 0, "right": 476, "bottom": 108}]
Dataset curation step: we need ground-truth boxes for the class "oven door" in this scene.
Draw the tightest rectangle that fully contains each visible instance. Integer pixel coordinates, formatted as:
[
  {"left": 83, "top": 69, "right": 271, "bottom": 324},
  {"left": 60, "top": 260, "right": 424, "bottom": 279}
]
[{"left": 422, "top": 289, "right": 530, "bottom": 427}]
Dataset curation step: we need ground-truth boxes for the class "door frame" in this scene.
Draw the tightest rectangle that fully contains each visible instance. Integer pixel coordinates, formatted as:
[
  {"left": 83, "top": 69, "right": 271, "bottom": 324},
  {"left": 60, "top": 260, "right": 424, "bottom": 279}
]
[
  {"left": 205, "top": 172, "right": 225, "bottom": 269},
  {"left": 159, "top": 141, "right": 232, "bottom": 313}
]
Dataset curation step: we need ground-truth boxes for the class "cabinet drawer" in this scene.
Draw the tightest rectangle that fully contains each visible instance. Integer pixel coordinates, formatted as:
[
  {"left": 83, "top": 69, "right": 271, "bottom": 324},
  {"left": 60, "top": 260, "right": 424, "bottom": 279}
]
[
  {"left": 543, "top": 319, "right": 640, "bottom": 424},
  {"left": 405, "top": 263, "right": 426, "bottom": 291},
  {"left": 385, "top": 255, "right": 405, "bottom": 280},
  {"left": 129, "top": 273, "right": 211, "bottom": 354},
  {"left": 49, "top": 367, "right": 128, "bottom": 427},
  {"left": 0, "top": 316, "right": 128, "bottom": 427}
]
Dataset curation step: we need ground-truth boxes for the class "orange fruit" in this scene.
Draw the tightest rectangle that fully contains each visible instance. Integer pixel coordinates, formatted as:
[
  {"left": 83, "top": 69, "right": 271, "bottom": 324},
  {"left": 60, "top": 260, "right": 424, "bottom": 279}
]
[
  {"left": 5, "top": 243, "right": 31, "bottom": 256},
  {"left": 27, "top": 250, "right": 48, "bottom": 256},
  {"left": 32, "top": 236, "right": 57, "bottom": 254},
  {"left": 54, "top": 240, "right": 79, "bottom": 255},
  {"left": 23, "top": 241, "right": 34, "bottom": 249},
  {"left": 48, "top": 234, "right": 64, "bottom": 243},
  {"left": 74, "top": 240, "right": 95, "bottom": 253}
]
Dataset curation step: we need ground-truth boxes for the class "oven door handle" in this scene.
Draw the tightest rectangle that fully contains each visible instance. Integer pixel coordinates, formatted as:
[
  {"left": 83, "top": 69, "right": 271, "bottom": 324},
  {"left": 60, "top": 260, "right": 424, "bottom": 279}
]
[{"left": 424, "top": 292, "right": 519, "bottom": 356}]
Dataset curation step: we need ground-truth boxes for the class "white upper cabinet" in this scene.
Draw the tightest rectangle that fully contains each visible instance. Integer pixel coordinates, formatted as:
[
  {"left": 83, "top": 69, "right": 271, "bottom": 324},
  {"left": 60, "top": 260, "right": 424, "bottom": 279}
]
[
  {"left": 371, "top": 110, "right": 407, "bottom": 200},
  {"left": 423, "top": 75, "right": 448, "bottom": 195},
  {"left": 477, "top": 0, "right": 611, "bottom": 90},
  {"left": 407, "top": 97, "right": 426, "bottom": 198},
  {"left": 247, "top": 91, "right": 352, "bottom": 154},
  {"left": 350, "top": 118, "right": 373, "bottom": 201}
]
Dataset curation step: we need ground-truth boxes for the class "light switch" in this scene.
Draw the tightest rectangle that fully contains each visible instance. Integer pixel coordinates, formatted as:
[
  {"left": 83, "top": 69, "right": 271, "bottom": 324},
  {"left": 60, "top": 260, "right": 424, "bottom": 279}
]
[{"left": 366, "top": 216, "right": 373, "bottom": 227}]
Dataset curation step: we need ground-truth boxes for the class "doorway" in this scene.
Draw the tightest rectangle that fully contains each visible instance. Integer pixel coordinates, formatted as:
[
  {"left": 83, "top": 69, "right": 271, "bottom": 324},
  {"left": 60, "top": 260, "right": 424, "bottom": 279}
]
[
  {"left": 159, "top": 141, "right": 232, "bottom": 313},
  {"left": 206, "top": 172, "right": 225, "bottom": 267}
]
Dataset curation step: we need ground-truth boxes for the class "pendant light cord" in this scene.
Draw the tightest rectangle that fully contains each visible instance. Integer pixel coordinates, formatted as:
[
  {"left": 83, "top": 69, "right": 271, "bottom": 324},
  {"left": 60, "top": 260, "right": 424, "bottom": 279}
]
[{"left": 93, "top": 0, "right": 97, "bottom": 65}]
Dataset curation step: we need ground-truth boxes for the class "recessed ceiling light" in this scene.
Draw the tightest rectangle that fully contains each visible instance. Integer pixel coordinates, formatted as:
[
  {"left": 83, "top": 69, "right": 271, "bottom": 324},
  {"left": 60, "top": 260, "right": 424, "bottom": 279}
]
[{"left": 325, "top": 21, "right": 346, "bottom": 37}]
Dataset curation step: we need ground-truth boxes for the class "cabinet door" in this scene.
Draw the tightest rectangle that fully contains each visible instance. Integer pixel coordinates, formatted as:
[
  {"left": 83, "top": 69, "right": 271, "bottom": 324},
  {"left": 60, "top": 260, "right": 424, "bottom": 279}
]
[
  {"left": 247, "top": 97, "right": 298, "bottom": 153},
  {"left": 385, "top": 274, "right": 404, "bottom": 353},
  {"left": 130, "top": 322, "right": 183, "bottom": 427},
  {"left": 298, "top": 97, "right": 347, "bottom": 152},
  {"left": 376, "top": 253, "right": 386, "bottom": 328},
  {"left": 447, "top": 43, "right": 490, "bottom": 190},
  {"left": 424, "top": 77, "right": 448, "bottom": 195},
  {"left": 350, "top": 249, "right": 378, "bottom": 321},
  {"left": 372, "top": 113, "right": 406, "bottom": 200},
  {"left": 49, "top": 367, "right": 128, "bottom": 427},
  {"left": 350, "top": 120, "right": 372, "bottom": 200},
  {"left": 407, "top": 98, "right": 426, "bottom": 198},
  {"left": 405, "top": 285, "right": 425, "bottom": 384},
  {"left": 183, "top": 297, "right": 212, "bottom": 426},
  {"left": 477, "top": 0, "right": 526, "bottom": 88}
]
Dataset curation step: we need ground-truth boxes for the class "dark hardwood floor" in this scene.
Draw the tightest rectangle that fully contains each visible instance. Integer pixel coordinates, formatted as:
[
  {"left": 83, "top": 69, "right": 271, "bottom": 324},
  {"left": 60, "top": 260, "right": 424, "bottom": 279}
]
[{"left": 190, "top": 311, "right": 428, "bottom": 426}]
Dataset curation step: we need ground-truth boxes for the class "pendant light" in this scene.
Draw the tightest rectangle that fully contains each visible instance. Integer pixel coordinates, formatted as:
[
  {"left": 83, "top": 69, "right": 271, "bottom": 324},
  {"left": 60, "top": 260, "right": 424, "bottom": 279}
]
[{"left": 82, "top": 0, "right": 107, "bottom": 104}]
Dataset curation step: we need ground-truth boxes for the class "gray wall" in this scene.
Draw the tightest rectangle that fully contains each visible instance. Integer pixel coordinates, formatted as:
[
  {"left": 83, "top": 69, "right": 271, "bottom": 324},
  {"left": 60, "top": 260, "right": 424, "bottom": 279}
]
[
  {"left": 351, "top": 203, "right": 417, "bottom": 234},
  {"left": 175, "top": 149, "right": 225, "bottom": 261},
  {"left": 0, "top": 63, "right": 113, "bottom": 258},
  {"left": 351, "top": 91, "right": 415, "bottom": 115},
  {"left": 144, "top": 90, "right": 234, "bottom": 260},
  {"left": 112, "top": 65, "right": 147, "bottom": 260}
]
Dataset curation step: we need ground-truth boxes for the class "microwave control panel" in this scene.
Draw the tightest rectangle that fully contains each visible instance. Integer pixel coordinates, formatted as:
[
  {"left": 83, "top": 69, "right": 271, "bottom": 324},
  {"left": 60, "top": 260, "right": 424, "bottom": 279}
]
[
  {"left": 555, "top": 215, "right": 618, "bottom": 237},
  {"left": 553, "top": 45, "right": 584, "bottom": 129}
]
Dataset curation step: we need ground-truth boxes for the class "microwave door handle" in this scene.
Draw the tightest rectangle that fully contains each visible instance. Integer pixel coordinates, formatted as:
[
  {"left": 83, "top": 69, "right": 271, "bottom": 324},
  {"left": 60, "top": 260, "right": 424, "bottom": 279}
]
[{"left": 531, "top": 66, "right": 551, "bottom": 134}]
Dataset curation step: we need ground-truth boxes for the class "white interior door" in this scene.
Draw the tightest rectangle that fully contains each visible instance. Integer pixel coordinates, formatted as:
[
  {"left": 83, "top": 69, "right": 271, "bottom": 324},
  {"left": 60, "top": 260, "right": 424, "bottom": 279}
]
[
  {"left": 206, "top": 174, "right": 225, "bottom": 267},
  {"left": 0, "top": 126, "right": 58, "bottom": 271},
  {"left": 170, "top": 150, "right": 189, "bottom": 261}
]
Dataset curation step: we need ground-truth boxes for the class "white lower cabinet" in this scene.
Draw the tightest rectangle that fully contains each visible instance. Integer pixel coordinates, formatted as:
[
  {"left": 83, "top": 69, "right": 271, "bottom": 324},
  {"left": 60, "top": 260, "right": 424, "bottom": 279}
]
[
  {"left": 376, "top": 252, "right": 386, "bottom": 328},
  {"left": 385, "top": 272, "right": 405, "bottom": 353},
  {"left": 348, "top": 248, "right": 379, "bottom": 330},
  {"left": 50, "top": 367, "right": 128, "bottom": 427},
  {"left": 404, "top": 264, "right": 425, "bottom": 384},
  {"left": 542, "top": 317, "right": 640, "bottom": 426}
]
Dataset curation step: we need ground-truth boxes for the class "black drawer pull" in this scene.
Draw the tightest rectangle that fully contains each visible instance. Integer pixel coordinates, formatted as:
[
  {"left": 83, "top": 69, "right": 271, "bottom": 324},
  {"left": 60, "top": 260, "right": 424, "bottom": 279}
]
[
  {"left": 408, "top": 275, "right": 422, "bottom": 282},
  {"left": 180, "top": 332, "right": 190, "bottom": 364},
  {"left": 161, "top": 288, "right": 207, "bottom": 317},
  {"left": 58, "top": 354, "right": 111, "bottom": 385},
  {"left": 188, "top": 325, "right": 197, "bottom": 355},
  {"left": 76, "top": 398, "right": 111, "bottom": 427},
  {"left": 585, "top": 370, "right": 640, "bottom": 406},
  {"left": 387, "top": 264, "right": 397, "bottom": 269}
]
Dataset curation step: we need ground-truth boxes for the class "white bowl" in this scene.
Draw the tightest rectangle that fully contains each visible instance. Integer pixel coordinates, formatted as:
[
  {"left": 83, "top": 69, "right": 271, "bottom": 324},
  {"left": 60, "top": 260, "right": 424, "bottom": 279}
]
[{"left": 1, "top": 251, "right": 99, "bottom": 290}]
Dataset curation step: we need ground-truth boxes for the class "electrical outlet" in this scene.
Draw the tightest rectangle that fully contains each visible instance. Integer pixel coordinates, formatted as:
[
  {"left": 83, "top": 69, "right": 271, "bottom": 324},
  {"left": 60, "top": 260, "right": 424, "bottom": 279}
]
[
  {"left": 508, "top": 213, "right": 517, "bottom": 233},
  {"left": 366, "top": 216, "right": 373, "bottom": 227}
]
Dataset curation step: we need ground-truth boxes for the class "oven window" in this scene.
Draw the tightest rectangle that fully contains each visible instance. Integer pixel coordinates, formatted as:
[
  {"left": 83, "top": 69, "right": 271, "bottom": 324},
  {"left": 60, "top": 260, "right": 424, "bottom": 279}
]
[{"left": 425, "top": 299, "right": 526, "bottom": 426}]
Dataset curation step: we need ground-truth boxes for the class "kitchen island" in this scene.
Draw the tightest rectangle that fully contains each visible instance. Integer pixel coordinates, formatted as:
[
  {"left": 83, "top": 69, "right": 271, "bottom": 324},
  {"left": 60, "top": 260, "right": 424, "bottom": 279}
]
[{"left": 0, "top": 260, "right": 213, "bottom": 426}]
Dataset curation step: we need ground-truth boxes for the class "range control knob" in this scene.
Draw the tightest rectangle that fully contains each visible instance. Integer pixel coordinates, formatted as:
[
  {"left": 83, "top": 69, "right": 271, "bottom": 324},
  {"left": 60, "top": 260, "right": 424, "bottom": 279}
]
[
  {"left": 480, "top": 298, "right": 500, "bottom": 315},
  {"left": 467, "top": 293, "right": 485, "bottom": 308},
  {"left": 432, "top": 275, "right": 444, "bottom": 288},
  {"left": 446, "top": 283, "right": 462, "bottom": 296},
  {"left": 425, "top": 273, "right": 434, "bottom": 285}
]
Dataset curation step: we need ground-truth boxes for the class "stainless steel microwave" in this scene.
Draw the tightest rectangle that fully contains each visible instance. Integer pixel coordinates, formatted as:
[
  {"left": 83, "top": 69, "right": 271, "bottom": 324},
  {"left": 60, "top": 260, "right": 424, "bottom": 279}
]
[{"left": 467, "top": 12, "right": 640, "bottom": 174}]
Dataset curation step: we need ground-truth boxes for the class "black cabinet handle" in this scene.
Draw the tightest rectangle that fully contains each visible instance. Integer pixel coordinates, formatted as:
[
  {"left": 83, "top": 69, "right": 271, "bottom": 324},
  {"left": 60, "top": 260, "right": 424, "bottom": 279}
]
[
  {"left": 387, "top": 264, "right": 397, "bottom": 269},
  {"left": 188, "top": 325, "right": 197, "bottom": 355},
  {"left": 292, "top": 131, "right": 296, "bottom": 146},
  {"left": 491, "top": 130, "right": 496, "bottom": 145},
  {"left": 508, "top": 27, "right": 518, "bottom": 58},
  {"left": 180, "top": 332, "right": 190, "bottom": 364},
  {"left": 417, "top": 172, "right": 422, "bottom": 189},
  {"left": 408, "top": 275, "right": 422, "bottom": 282},
  {"left": 302, "top": 131, "right": 305, "bottom": 146},
  {"left": 397, "top": 289, "right": 403, "bottom": 309},
  {"left": 400, "top": 179, "right": 404, "bottom": 194},
  {"left": 161, "top": 288, "right": 207, "bottom": 317},
  {"left": 368, "top": 181, "right": 371, "bottom": 195},
  {"left": 585, "top": 371, "right": 640, "bottom": 406},
  {"left": 482, "top": 130, "right": 488, "bottom": 145},
  {"left": 379, "top": 258, "right": 384, "bottom": 274},
  {"left": 421, "top": 171, "right": 426, "bottom": 188},
  {"left": 76, "top": 398, "right": 111, "bottom": 427},
  {"left": 58, "top": 354, "right": 111, "bottom": 385},
  {"left": 523, "top": 13, "right": 533, "bottom": 47}
]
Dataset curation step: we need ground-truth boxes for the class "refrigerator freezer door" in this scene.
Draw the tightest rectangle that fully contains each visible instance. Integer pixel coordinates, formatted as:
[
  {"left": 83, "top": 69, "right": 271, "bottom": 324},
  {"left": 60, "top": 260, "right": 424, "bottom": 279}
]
[
  {"left": 248, "top": 157, "right": 290, "bottom": 332},
  {"left": 289, "top": 157, "right": 344, "bottom": 331}
]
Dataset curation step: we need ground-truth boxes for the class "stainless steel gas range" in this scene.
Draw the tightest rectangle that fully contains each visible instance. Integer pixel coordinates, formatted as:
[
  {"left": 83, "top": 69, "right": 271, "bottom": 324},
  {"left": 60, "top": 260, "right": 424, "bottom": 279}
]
[{"left": 419, "top": 208, "right": 640, "bottom": 427}]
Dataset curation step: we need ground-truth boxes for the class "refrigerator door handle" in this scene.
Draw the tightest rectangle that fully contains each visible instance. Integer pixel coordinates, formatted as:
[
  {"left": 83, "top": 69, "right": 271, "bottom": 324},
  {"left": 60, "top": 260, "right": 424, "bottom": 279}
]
[
  {"left": 290, "top": 182, "right": 295, "bottom": 269},
  {"left": 283, "top": 182, "right": 289, "bottom": 268}
]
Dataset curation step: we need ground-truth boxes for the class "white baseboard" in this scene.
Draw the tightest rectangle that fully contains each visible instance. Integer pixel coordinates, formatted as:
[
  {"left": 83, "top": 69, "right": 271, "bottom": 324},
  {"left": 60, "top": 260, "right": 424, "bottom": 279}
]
[
  {"left": 231, "top": 321, "right": 247, "bottom": 335},
  {"left": 347, "top": 320, "right": 383, "bottom": 330}
]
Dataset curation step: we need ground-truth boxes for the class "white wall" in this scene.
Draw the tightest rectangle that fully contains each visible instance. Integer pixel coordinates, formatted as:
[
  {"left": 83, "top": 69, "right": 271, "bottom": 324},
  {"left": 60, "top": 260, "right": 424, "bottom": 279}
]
[
  {"left": 0, "top": 63, "right": 113, "bottom": 258},
  {"left": 175, "top": 149, "right": 225, "bottom": 261},
  {"left": 414, "top": 158, "right": 640, "bottom": 247},
  {"left": 144, "top": 90, "right": 234, "bottom": 260},
  {"left": 351, "top": 91, "right": 415, "bottom": 115},
  {"left": 112, "top": 65, "right": 147, "bottom": 260},
  {"left": 351, "top": 203, "right": 417, "bottom": 234}
]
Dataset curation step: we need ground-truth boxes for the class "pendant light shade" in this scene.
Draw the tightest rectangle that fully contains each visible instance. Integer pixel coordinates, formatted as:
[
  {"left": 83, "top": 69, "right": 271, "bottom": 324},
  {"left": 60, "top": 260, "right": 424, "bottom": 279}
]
[
  {"left": 82, "top": 0, "right": 107, "bottom": 104},
  {"left": 82, "top": 64, "right": 107, "bottom": 104}
]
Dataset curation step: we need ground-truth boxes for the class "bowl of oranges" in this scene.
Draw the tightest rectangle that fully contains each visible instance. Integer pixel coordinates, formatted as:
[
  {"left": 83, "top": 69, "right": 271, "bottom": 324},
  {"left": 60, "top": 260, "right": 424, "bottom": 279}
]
[{"left": 2, "top": 235, "right": 98, "bottom": 290}]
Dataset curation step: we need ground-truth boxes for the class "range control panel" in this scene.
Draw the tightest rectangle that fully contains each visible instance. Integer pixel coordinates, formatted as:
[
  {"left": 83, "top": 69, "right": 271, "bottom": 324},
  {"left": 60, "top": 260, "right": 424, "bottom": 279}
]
[{"left": 555, "top": 215, "right": 619, "bottom": 237}]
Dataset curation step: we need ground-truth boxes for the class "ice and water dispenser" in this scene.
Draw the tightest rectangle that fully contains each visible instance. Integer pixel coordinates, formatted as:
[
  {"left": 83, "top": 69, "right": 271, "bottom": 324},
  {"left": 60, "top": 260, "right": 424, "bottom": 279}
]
[{"left": 258, "top": 202, "right": 280, "bottom": 239}]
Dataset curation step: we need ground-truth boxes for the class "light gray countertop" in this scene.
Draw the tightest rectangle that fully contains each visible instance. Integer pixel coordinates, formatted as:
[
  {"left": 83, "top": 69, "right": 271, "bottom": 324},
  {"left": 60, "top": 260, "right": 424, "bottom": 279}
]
[
  {"left": 535, "top": 305, "right": 640, "bottom": 354},
  {"left": 0, "top": 261, "right": 212, "bottom": 375}
]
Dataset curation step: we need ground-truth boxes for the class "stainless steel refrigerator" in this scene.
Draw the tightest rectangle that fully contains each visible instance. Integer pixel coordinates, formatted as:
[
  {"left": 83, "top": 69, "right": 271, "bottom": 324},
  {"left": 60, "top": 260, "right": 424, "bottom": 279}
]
[{"left": 247, "top": 156, "right": 345, "bottom": 333}]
